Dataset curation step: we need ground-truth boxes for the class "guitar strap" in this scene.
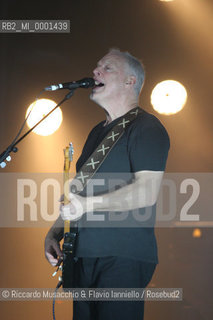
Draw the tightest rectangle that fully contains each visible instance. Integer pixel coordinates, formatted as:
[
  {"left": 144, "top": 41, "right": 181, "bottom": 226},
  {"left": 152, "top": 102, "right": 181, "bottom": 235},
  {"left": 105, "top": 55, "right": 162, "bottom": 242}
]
[{"left": 68, "top": 106, "right": 142, "bottom": 233}]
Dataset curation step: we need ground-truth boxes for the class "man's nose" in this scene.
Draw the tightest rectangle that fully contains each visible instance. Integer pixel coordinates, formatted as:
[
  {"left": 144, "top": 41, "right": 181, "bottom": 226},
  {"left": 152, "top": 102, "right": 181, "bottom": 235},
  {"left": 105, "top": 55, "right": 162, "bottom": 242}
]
[{"left": 93, "top": 67, "right": 101, "bottom": 77}]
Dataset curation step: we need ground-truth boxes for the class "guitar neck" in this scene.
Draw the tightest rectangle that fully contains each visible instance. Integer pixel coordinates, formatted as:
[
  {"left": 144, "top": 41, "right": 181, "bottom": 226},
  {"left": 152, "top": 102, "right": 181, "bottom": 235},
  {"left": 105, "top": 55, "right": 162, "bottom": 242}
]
[
  {"left": 63, "top": 143, "right": 74, "bottom": 234},
  {"left": 64, "top": 170, "right": 71, "bottom": 234},
  {"left": 63, "top": 171, "right": 70, "bottom": 205}
]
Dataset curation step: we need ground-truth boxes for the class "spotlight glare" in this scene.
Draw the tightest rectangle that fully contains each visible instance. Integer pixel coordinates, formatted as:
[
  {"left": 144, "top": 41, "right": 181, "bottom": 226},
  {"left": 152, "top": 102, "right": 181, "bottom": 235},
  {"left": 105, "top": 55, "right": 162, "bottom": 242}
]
[
  {"left": 193, "top": 228, "right": 202, "bottom": 238},
  {"left": 151, "top": 80, "right": 187, "bottom": 115},
  {"left": 26, "top": 99, "right": 63, "bottom": 136}
]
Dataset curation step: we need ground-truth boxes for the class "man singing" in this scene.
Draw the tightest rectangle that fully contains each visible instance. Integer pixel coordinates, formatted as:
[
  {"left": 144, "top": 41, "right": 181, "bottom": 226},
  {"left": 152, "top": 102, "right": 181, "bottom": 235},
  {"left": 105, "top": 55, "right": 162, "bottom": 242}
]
[{"left": 45, "top": 48, "right": 170, "bottom": 319}]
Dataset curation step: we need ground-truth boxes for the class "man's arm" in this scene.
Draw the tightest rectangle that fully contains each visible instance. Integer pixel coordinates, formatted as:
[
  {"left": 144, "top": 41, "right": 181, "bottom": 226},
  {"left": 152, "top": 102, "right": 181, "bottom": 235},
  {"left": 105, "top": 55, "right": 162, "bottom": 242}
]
[
  {"left": 89, "top": 170, "right": 164, "bottom": 212},
  {"left": 60, "top": 170, "right": 164, "bottom": 221}
]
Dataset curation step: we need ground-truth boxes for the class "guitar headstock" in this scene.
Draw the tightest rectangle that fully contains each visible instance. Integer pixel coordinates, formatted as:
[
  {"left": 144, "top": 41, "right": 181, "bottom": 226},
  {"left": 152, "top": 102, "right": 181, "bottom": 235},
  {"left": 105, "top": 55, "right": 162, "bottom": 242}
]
[{"left": 64, "top": 142, "right": 74, "bottom": 172}]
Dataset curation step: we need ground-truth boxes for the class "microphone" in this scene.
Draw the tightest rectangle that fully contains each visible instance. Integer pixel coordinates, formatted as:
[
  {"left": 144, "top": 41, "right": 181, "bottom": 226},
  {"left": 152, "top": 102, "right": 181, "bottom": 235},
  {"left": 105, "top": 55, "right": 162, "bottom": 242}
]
[{"left": 44, "top": 77, "right": 95, "bottom": 91}]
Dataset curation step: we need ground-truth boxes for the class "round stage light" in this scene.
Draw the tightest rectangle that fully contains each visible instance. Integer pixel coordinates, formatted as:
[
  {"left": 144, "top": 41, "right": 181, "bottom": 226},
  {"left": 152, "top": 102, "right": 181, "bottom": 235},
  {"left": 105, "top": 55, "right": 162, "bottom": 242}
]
[
  {"left": 193, "top": 228, "right": 202, "bottom": 238},
  {"left": 26, "top": 99, "right": 63, "bottom": 136},
  {"left": 151, "top": 80, "right": 187, "bottom": 115}
]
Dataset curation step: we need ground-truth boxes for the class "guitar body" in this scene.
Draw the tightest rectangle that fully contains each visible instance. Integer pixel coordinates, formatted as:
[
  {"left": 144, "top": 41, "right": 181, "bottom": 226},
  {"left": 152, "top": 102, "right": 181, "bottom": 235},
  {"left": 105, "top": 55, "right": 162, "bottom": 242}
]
[{"left": 62, "top": 231, "right": 77, "bottom": 289}]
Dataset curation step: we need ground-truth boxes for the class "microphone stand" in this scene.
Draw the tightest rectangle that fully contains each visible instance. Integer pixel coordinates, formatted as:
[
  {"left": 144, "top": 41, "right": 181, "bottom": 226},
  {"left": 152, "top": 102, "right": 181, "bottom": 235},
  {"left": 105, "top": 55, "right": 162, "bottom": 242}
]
[{"left": 0, "top": 89, "right": 75, "bottom": 168}]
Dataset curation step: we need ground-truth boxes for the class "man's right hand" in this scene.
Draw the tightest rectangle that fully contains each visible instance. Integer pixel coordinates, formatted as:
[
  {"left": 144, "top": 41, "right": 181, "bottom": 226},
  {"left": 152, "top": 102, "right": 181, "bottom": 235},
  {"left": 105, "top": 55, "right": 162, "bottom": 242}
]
[{"left": 45, "top": 237, "right": 63, "bottom": 267}]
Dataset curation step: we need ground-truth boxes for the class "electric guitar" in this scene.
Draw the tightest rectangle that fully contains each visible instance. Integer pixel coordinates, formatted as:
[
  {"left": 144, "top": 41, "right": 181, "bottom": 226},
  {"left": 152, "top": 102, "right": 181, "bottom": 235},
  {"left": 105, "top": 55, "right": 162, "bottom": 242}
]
[{"left": 62, "top": 142, "right": 77, "bottom": 289}]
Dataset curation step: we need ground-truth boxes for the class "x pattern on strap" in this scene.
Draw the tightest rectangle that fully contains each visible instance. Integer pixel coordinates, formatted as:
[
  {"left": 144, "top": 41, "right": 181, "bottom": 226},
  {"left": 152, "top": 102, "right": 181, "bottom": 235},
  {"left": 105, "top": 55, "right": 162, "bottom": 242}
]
[
  {"left": 77, "top": 171, "right": 90, "bottom": 184},
  {"left": 86, "top": 158, "right": 100, "bottom": 169},
  {"left": 107, "top": 131, "right": 120, "bottom": 142},
  {"left": 118, "top": 118, "right": 130, "bottom": 128},
  {"left": 97, "top": 144, "right": 110, "bottom": 156},
  {"left": 130, "top": 109, "right": 139, "bottom": 115}
]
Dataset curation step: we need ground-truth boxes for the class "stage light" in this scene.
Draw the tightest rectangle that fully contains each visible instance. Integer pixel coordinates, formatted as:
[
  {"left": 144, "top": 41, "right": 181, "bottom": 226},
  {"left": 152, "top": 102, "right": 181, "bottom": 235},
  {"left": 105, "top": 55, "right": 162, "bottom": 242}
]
[
  {"left": 193, "top": 228, "right": 202, "bottom": 238},
  {"left": 151, "top": 80, "right": 187, "bottom": 115},
  {"left": 26, "top": 99, "right": 63, "bottom": 136},
  {"left": 159, "top": 0, "right": 174, "bottom": 2}
]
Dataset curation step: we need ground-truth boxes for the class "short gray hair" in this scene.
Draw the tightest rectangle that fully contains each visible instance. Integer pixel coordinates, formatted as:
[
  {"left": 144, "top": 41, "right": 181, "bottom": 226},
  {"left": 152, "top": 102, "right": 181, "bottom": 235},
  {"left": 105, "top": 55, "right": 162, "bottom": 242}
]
[{"left": 108, "top": 48, "right": 145, "bottom": 96}]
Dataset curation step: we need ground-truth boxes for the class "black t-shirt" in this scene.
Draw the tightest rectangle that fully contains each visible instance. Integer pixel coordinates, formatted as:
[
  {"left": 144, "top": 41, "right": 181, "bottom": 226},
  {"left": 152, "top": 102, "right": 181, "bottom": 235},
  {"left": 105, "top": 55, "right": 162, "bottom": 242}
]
[{"left": 75, "top": 108, "right": 170, "bottom": 263}]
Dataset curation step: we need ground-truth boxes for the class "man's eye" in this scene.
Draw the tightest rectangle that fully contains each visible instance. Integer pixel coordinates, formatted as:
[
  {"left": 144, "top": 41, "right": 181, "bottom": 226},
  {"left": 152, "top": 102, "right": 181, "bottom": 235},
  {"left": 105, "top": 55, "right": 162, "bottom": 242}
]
[{"left": 105, "top": 66, "right": 111, "bottom": 70}]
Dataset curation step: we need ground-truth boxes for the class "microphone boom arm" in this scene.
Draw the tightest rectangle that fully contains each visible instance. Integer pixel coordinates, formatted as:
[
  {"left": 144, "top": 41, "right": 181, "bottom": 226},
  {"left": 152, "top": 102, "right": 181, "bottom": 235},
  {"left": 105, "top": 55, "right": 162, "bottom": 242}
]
[{"left": 0, "top": 89, "right": 75, "bottom": 168}]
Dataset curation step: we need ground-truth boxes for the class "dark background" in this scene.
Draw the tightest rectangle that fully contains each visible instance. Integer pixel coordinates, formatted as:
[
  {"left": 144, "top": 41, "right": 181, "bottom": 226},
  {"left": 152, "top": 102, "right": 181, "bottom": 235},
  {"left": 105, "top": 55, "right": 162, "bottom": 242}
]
[{"left": 0, "top": 0, "right": 212, "bottom": 319}]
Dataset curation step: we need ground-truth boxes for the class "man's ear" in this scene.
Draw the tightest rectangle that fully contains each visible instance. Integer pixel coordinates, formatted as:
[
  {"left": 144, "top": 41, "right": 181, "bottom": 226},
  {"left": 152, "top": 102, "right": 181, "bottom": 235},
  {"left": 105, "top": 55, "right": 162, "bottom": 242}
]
[{"left": 125, "top": 75, "right": 136, "bottom": 86}]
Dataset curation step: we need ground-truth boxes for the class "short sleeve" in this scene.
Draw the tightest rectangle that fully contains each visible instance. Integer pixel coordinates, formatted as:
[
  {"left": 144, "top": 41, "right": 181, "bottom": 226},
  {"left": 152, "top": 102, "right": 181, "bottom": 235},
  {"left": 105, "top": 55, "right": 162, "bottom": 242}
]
[{"left": 128, "top": 121, "right": 170, "bottom": 172}]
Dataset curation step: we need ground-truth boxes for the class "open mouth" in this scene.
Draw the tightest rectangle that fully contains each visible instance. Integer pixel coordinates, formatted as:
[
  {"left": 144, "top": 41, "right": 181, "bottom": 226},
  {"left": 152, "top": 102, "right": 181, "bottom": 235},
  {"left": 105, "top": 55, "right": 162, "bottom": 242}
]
[{"left": 93, "top": 80, "right": 105, "bottom": 90}]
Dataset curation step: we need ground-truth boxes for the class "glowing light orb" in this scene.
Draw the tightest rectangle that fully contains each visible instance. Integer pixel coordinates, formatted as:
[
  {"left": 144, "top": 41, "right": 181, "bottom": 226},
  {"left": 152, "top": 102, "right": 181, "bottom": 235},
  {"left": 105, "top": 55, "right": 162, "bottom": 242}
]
[
  {"left": 151, "top": 80, "right": 187, "bottom": 115},
  {"left": 193, "top": 228, "right": 202, "bottom": 238},
  {"left": 26, "top": 99, "right": 63, "bottom": 136}
]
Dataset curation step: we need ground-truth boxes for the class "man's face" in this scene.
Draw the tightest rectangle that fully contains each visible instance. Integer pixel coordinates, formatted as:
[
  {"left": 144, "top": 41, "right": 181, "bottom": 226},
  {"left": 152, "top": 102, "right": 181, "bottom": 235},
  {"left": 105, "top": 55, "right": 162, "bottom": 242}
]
[{"left": 90, "top": 53, "right": 128, "bottom": 105}]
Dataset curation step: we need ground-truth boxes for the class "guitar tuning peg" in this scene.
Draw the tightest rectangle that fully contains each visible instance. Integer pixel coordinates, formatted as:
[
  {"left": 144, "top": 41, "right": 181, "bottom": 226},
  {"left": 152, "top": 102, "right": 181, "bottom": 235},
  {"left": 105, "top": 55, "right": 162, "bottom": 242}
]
[
  {"left": 0, "top": 162, "right": 6, "bottom": 168},
  {"left": 6, "top": 156, "right": 11, "bottom": 162}
]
